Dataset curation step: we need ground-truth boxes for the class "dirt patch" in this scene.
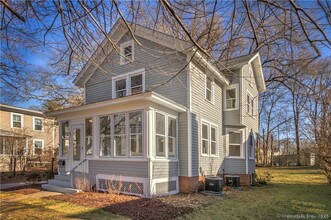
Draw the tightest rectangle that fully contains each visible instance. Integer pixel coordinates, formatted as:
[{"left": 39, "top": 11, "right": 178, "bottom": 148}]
[
  {"left": 46, "top": 192, "right": 222, "bottom": 220},
  {"left": 1, "top": 183, "right": 43, "bottom": 195}
]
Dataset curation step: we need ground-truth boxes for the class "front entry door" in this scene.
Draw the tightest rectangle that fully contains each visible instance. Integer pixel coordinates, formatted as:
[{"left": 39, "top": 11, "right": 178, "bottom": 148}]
[{"left": 70, "top": 124, "right": 84, "bottom": 172}]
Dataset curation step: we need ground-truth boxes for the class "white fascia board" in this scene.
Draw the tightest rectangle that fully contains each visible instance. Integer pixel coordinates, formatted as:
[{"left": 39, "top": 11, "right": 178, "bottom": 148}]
[
  {"left": 247, "top": 53, "right": 266, "bottom": 92},
  {"left": 47, "top": 92, "right": 186, "bottom": 118},
  {"left": 192, "top": 51, "right": 230, "bottom": 86}
]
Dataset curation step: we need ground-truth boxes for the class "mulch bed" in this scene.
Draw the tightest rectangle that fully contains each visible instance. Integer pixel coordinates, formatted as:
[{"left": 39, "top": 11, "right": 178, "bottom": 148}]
[
  {"left": 45, "top": 192, "right": 222, "bottom": 220},
  {"left": 1, "top": 183, "right": 43, "bottom": 195}
]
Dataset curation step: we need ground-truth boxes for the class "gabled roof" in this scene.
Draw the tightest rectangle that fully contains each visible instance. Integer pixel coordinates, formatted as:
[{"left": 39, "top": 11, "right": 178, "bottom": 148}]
[
  {"left": 73, "top": 19, "right": 230, "bottom": 87},
  {"left": 219, "top": 52, "right": 266, "bottom": 92},
  {"left": 0, "top": 103, "right": 45, "bottom": 117}
]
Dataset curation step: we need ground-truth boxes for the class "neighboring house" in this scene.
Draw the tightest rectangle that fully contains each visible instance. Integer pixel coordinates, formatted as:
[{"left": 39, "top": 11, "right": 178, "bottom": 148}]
[
  {"left": 0, "top": 104, "right": 58, "bottom": 171},
  {"left": 43, "top": 19, "right": 266, "bottom": 197}
]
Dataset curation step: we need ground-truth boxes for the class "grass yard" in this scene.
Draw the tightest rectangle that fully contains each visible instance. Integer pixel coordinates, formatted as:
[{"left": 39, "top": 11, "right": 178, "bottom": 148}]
[
  {"left": 180, "top": 167, "right": 331, "bottom": 220},
  {"left": 1, "top": 167, "right": 330, "bottom": 220},
  {"left": 0, "top": 193, "right": 125, "bottom": 220}
]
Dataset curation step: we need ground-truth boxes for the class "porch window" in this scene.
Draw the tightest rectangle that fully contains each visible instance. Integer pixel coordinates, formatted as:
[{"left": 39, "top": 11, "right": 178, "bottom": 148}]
[
  {"left": 61, "top": 121, "right": 69, "bottom": 157},
  {"left": 85, "top": 118, "right": 93, "bottom": 156},
  {"left": 11, "top": 113, "right": 23, "bottom": 128},
  {"left": 129, "top": 111, "right": 143, "bottom": 157},
  {"left": 228, "top": 131, "right": 242, "bottom": 157},
  {"left": 155, "top": 113, "right": 165, "bottom": 157},
  {"left": 115, "top": 78, "right": 127, "bottom": 98},
  {"left": 100, "top": 116, "right": 111, "bottom": 156},
  {"left": 155, "top": 112, "right": 177, "bottom": 158},
  {"left": 33, "top": 117, "right": 43, "bottom": 131},
  {"left": 114, "top": 114, "right": 126, "bottom": 157},
  {"left": 168, "top": 117, "right": 176, "bottom": 157},
  {"left": 33, "top": 139, "right": 43, "bottom": 155}
]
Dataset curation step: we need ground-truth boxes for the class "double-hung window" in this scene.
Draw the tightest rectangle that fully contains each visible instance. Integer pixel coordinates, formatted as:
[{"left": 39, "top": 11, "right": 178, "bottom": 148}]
[
  {"left": 11, "top": 113, "right": 23, "bottom": 128},
  {"left": 201, "top": 121, "right": 218, "bottom": 156},
  {"left": 112, "top": 69, "right": 145, "bottom": 99},
  {"left": 155, "top": 113, "right": 166, "bottom": 157},
  {"left": 33, "top": 117, "right": 43, "bottom": 131},
  {"left": 228, "top": 130, "right": 242, "bottom": 157},
  {"left": 247, "top": 92, "right": 254, "bottom": 116},
  {"left": 100, "top": 116, "right": 111, "bottom": 156},
  {"left": 155, "top": 112, "right": 177, "bottom": 158},
  {"left": 225, "top": 86, "right": 238, "bottom": 110},
  {"left": 205, "top": 76, "right": 214, "bottom": 103},
  {"left": 131, "top": 74, "right": 143, "bottom": 95},
  {"left": 85, "top": 118, "right": 93, "bottom": 156},
  {"left": 61, "top": 121, "right": 69, "bottom": 157},
  {"left": 120, "top": 40, "right": 134, "bottom": 65},
  {"left": 129, "top": 111, "right": 143, "bottom": 156},
  {"left": 115, "top": 78, "right": 127, "bottom": 98},
  {"left": 33, "top": 139, "right": 43, "bottom": 155}
]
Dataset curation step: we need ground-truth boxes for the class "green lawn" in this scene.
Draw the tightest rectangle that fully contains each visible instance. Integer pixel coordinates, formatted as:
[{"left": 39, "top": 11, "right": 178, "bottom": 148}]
[
  {"left": 1, "top": 167, "right": 330, "bottom": 220},
  {"left": 180, "top": 167, "right": 331, "bottom": 220}
]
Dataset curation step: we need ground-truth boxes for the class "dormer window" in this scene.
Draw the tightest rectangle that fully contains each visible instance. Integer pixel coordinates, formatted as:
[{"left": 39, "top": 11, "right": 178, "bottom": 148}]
[{"left": 120, "top": 40, "right": 134, "bottom": 65}]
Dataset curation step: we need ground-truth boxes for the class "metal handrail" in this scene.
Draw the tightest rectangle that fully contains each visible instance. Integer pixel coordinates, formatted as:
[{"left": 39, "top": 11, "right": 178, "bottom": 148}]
[{"left": 66, "top": 158, "right": 88, "bottom": 188}]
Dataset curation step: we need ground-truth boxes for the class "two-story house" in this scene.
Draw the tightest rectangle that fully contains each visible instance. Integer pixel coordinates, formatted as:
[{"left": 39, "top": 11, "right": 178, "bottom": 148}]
[
  {"left": 43, "top": 19, "right": 266, "bottom": 197},
  {"left": 0, "top": 104, "right": 58, "bottom": 171}
]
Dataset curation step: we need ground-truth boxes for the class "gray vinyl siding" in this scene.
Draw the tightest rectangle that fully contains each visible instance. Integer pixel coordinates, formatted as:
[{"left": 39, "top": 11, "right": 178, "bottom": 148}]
[
  {"left": 88, "top": 160, "right": 148, "bottom": 178},
  {"left": 241, "top": 63, "right": 259, "bottom": 132},
  {"left": 153, "top": 161, "right": 178, "bottom": 179},
  {"left": 248, "top": 160, "right": 255, "bottom": 173},
  {"left": 224, "top": 110, "right": 240, "bottom": 125},
  {"left": 224, "top": 158, "right": 246, "bottom": 174},
  {"left": 85, "top": 34, "right": 188, "bottom": 106},
  {"left": 178, "top": 112, "right": 188, "bottom": 176},
  {"left": 85, "top": 81, "right": 112, "bottom": 104},
  {"left": 190, "top": 62, "right": 224, "bottom": 177}
]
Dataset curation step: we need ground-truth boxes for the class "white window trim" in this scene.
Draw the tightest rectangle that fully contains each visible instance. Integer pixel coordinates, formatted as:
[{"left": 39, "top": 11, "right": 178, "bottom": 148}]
[
  {"left": 85, "top": 118, "right": 93, "bottom": 157},
  {"left": 120, "top": 40, "right": 134, "bottom": 65},
  {"left": 33, "top": 116, "right": 44, "bottom": 131},
  {"left": 201, "top": 119, "right": 218, "bottom": 157},
  {"left": 246, "top": 90, "right": 254, "bottom": 117},
  {"left": 154, "top": 110, "right": 178, "bottom": 160},
  {"left": 33, "top": 139, "right": 44, "bottom": 155},
  {"left": 226, "top": 128, "right": 244, "bottom": 159},
  {"left": 112, "top": 69, "right": 145, "bottom": 99},
  {"left": 11, "top": 113, "right": 24, "bottom": 128},
  {"left": 204, "top": 74, "right": 214, "bottom": 104},
  {"left": 224, "top": 84, "right": 239, "bottom": 111}
]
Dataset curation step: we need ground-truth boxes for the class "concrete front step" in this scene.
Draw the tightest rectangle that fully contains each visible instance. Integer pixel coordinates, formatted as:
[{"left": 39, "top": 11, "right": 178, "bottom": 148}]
[
  {"left": 48, "top": 179, "right": 72, "bottom": 188},
  {"left": 54, "top": 174, "right": 71, "bottom": 182},
  {"left": 42, "top": 184, "right": 80, "bottom": 194}
]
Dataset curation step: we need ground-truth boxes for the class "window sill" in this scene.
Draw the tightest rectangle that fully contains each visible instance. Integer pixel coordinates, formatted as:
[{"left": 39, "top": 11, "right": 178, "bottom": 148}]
[
  {"left": 152, "top": 158, "right": 179, "bottom": 162},
  {"left": 204, "top": 98, "right": 215, "bottom": 105},
  {"left": 248, "top": 157, "right": 255, "bottom": 160}
]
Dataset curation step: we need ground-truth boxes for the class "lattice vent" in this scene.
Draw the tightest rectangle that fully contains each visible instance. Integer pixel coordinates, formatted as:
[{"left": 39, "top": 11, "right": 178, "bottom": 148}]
[{"left": 99, "top": 179, "right": 144, "bottom": 195}]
